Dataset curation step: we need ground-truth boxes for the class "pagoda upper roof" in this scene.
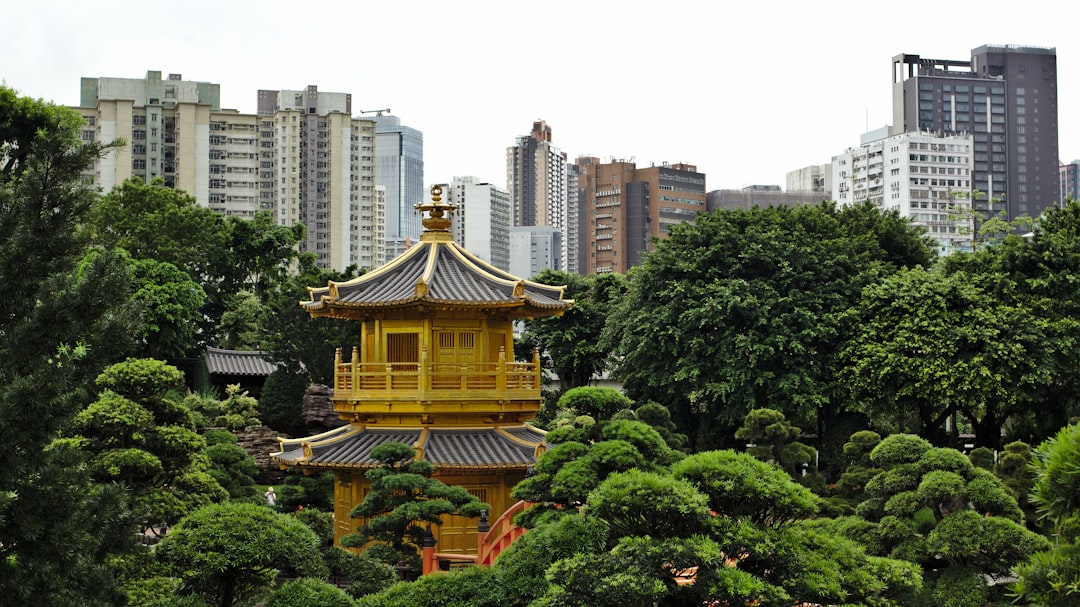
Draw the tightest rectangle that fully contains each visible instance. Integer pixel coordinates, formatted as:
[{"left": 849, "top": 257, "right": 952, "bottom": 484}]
[
  {"left": 270, "top": 424, "right": 547, "bottom": 470},
  {"left": 301, "top": 185, "right": 572, "bottom": 319}
]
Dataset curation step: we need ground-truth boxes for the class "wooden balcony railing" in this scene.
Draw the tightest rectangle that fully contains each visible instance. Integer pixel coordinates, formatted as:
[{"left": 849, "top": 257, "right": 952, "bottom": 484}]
[{"left": 332, "top": 346, "right": 542, "bottom": 403}]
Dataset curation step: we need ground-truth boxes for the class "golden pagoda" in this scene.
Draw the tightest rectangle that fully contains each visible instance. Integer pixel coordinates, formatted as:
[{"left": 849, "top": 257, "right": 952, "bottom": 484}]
[{"left": 271, "top": 185, "right": 572, "bottom": 554}]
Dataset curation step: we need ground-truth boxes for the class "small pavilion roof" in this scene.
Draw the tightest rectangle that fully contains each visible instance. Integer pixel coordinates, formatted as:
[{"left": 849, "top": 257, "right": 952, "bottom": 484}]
[
  {"left": 301, "top": 185, "right": 572, "bottom": 319},
  {"left": 204, "top": 347, "right": 280, "bottom": 377},
  {"left": 271, "top": 424, "right": 547, "bottom": 470}
]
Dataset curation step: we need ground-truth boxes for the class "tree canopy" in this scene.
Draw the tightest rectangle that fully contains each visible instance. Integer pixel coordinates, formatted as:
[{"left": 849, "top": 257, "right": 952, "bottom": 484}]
[
  {"left": 840, "top": 265, "right": 1061, "bottom": 449},
  {"left": 156, "top": 502, "right": 325, "bottom": 607},
  {"left": 605, "top": 201, "right": 933, "bottom": 449}
]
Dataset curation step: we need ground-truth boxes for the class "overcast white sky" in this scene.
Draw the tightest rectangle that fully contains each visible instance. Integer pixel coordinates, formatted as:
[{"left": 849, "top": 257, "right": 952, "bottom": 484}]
[{"left": 4, "top": 0, "right": 1077, "bottom": 193}]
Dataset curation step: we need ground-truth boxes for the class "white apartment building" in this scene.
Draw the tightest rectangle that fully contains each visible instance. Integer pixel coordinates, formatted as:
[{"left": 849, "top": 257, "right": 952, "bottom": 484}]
[
  {"left": 256, "top": 86, "right": 377, "bottom": 271},
  {"left": 509, "top": 226, "right": 561, "bottom": 279},
  {"left": 374, "top": 185, "right": 388, "bottom": 267},
  {"left": 447, "top": 176, "right": 512, "bottom": 271},
  {"left": 77, "top": 71, "right": 219, "bottom": 202},
  {"left": 76, "top": 73, "right": 379, "bottom": 272},
  {"left": 833, "top": 130, "right": 974, "bottom": 255}
]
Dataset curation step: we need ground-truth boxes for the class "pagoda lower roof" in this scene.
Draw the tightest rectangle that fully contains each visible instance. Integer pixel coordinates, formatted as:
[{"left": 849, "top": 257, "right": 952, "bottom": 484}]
[
  {"left": 271, "top": 424, "right": 547, "bottom": 470},
  {"left": 301, "top": 235, "right": 571, "bottom": 317}
]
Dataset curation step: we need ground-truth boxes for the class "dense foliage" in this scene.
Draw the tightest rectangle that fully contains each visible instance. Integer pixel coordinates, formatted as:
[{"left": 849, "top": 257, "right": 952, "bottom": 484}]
[
  {"left": 156, "top": 502, "right": 325, "bottom": 607},
  {"left": 605, "top": 201, "right": 934, "bottom": 450},
  {"left": 0, "top": 86, "right": 140, "bottom": 606}
]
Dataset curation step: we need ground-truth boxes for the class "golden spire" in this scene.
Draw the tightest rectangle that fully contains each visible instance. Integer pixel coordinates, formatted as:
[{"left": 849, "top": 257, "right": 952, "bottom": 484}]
[{"left": 415, "top": 185, "right": 458, "bottom": 236}]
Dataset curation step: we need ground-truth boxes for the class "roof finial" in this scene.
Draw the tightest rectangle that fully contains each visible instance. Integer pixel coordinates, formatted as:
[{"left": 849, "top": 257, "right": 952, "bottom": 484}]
[{"left": 415, "top": 185, "right": 458, "bottom": 234}]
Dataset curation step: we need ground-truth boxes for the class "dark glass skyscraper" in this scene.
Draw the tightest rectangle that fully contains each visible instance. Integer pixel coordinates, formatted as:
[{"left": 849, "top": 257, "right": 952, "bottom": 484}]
[{"left": 892, "top": 44, "right": 1058, "bottom": 221}]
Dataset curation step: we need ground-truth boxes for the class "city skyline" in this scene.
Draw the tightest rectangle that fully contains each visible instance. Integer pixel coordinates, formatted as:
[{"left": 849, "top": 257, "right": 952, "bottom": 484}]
[{"left": 4, "top": 1, "right": 1078, "bottom": 200}]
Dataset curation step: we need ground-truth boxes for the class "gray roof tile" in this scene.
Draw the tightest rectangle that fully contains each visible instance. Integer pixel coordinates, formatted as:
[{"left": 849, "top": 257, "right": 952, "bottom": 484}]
[
  {"left": 303, "top": 239, "right": 571, "bottom": 314},
  {"left": 205, "top": 347, "right": 280, "bottom": 377},
  {"left": 272, "top": 425, "right": 545, "bottom": 470}
]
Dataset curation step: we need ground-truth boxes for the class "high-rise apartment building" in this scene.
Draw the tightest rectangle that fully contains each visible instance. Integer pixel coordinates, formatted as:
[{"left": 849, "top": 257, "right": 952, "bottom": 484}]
[
  {"left": 374, "top": 185, "right": 388, "bottom": 267},
  {"left": 892, "top": 45, "right": 1058, "bottom": 220},
  {"left": 370, "top": 114, "right": 424, "bottom": 251},
  {"left": 447, "top": 176, "right": 512, "bottom": 271},
  {"left": 77, "top": 71, "right": 221, "bottom": 203},
  {"left": 75, "top": 73, "right": 382, "bottom": 273},
  {"left": 506, "top": 120, "right": 569, "bottom": 268},
  {"left": 578, "top": 160, "right": 706, "bottom": 275},
  {"left": 1061, "top": 161, "right": 1079, "bottom": 204},
  {"left": 833, "top": 130, "right": 974, "bottom": 255},
  {"left": 564, "top": 162, "right": 581, "bottom": 275},
  {"left": 256, "top": 86, "right": 377, "bottom": 271}
]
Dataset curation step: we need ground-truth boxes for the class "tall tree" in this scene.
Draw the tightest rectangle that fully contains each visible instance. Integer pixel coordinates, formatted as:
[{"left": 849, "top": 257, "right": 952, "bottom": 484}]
[
  {"left": 605, "top": 201, "right": 933, "bottom": 450},
  {"left": 520, "top": 270, "right": 627, "bottom": 391},
  {"left": 839, "top": 266, "right": 1061, "bottom": 449},
  {"left": 88, "top": 180, "right": 308, "bottom": 354},
  {"left": 0, "top": 86, "right": 140, "bottom": 606},
  {"left": 341, "top": 442, "right": 487, "bottom": 572},
  {"left": 89, "top": 177, "right": 229, "bottom": 281}
]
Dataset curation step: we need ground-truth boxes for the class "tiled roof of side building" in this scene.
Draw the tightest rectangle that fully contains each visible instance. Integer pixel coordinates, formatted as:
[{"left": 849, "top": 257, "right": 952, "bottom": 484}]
[{"left": 204, "top": 347, "right": 280, "bottom": 376}]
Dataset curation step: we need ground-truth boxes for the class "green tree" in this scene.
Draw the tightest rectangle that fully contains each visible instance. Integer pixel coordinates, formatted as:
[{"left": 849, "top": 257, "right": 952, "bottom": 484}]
[
  {"left": 605, "top": 201, "right": 933, "bottom": 450},
  {"left": 70, "top": 358, "right": 228, "bottom": 533},
  {"left": 0, "top": 85, "right": 141, "bottom": 606},
  {"left": 1012, "top": 422, "right": 1080, "bottom": 605},
  {"left": 128, "top": 255, "right": 207, "bottom": 358},
  {"left": 217, "top": 289, "right": 265, "bottom": 350},
  {"left": 511, "top": 418, "right": 677, "bottom": 526},
  {"left": 341, "top": 442, "right": 488, "bottom": 572},
  {"left": 520, "top": 270, "right": 627, "bottom": 391},
  {"left": 355, "top": 565, "right": 509, "bottom": 607},
  {"left": 89, "top": 180, "right": 309, "bottom": 355},
  {"left": 204, "top": 430, "right": 259, "bottom": 499},
  {"left": 156, "top": 502, "right": 325, "bottom": 607},
  {"left": 264, "top": 578, "right": 357, "bottom": 607},
  {"left": 555, "top": 385, "right": 633, "bottom": 420},
  {"left": 260, "top": 255, "right": 356, "bottom": 384},
  {"left": 735, "top": 408, "right": 817, "bottom": 477},
  {"left": 995, "top": 440, "right": 1039, "bottom": 526},
  {"left": 840, "top": 265, "right": 1060, "bottom": 449},
  {"left": 840, "top": 434, "right": 1049, "bottom": 606},
  {"left": 532, "top": 455, "right": 919, "bottom": 607},
  {"left": 831, "top": 430, "right": 884, "bottom": 506},
  {"left": 89, "top": 177, "right": 229, "bottom": 280}
]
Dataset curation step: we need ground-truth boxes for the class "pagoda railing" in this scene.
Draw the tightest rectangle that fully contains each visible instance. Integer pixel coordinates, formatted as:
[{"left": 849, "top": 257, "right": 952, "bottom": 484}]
[{"left": 332, "top": 347, "right": 542, "bottom": 403}]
